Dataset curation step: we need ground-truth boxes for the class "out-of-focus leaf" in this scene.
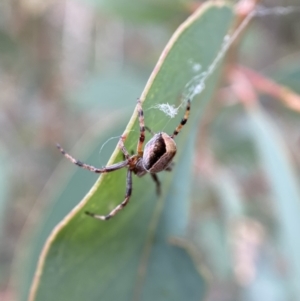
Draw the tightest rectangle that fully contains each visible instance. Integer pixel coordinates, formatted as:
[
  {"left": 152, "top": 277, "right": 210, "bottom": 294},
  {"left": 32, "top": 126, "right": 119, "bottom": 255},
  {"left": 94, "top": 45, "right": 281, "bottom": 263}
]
[
  {"left": 247, "top": 103, "right": 300, "bottom": 299},
  {"left": 0, "top": 144, "right": 10, "bottom": 284},
  {"left": 27, "top": 3, "right": 235, "bottom": 301},
  {"left": 68, "top": 72, "right": 146, "bottom": 111},
  {"left": 211, "top": 106, "right": 257, "bottom": 166},
  {"left": 78, "top": 0, "right": 193, "bottom": 23},
  {"left": 241, "top": 250, "right": 288, "bottom": 301},
  {"left": 0, "top": 30, "right": 20, "bottom": 69},
  {"left": 194, "top": 167, "right": 245, "bottom": 279},
  {"left": 271, "top": 54, "right": 300, "bottom": 93}
]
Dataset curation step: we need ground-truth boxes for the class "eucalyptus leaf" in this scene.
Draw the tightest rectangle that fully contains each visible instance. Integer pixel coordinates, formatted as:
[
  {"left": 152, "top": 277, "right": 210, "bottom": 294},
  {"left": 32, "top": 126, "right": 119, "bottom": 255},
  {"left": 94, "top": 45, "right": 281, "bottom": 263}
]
[
  {"left": 247, "top": 103, "right": 300, "bottom": 299},
  {"left": 27, "top": 3, "right": 235, "bottom": 301}
]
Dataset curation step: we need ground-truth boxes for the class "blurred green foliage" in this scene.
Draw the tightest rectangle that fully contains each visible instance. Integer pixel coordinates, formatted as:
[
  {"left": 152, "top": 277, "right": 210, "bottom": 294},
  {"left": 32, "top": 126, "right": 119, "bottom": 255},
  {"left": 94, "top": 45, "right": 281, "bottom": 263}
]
[{"left": 0, "top": 0, "right": 300, "bottom": 301}]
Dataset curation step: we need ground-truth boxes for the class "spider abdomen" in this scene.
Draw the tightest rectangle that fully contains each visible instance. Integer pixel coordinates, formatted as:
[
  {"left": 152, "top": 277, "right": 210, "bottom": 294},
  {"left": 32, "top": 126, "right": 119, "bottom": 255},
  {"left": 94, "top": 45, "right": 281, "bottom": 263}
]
[{"left": 142, "top": 132, "right": 176, "bottom": 173}]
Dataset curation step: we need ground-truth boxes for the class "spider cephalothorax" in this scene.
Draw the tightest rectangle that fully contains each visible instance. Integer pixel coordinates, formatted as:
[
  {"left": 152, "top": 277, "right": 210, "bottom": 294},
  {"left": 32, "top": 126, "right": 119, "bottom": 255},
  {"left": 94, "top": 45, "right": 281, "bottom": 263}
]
[{"left": 57, "top": 99, "right": 190, "bottom": 220}]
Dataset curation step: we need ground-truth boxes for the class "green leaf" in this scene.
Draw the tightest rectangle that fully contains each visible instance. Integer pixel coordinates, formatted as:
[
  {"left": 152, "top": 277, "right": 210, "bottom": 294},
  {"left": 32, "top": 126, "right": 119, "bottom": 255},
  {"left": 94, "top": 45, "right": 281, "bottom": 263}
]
[
  {"left": 28, "top": 3, "right": 235, "bottom": 301},
  {"left": 247, "top": 103, "right": 300, "bottom": 298},
  {"left": 68, "top": 72, "right": 147, "bottom": 111},
  {"left": 18, "top": 118, "right": 128, "bottom": 301}
]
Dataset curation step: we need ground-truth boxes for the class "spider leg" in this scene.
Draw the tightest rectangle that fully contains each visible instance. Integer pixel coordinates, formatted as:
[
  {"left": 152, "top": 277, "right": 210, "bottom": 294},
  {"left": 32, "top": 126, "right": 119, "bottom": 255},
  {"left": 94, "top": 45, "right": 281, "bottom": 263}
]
[
  {"left": 57, "top": 144, "right": 128, "bottom": 173},
  {"left": 136, "top": 99, "right": 145, "bottom": 157},
  {"left": 118, "top": 135, "right": 131, "bottom": 160},
  {"left": 150, "top": 173, "right": 161, "bottom": 196},
  {"left": 170, "top": 99, "right": 191, "bottom": 138},
  {"left": 85, "top": 169, "right": 133, "bottom": 220}
]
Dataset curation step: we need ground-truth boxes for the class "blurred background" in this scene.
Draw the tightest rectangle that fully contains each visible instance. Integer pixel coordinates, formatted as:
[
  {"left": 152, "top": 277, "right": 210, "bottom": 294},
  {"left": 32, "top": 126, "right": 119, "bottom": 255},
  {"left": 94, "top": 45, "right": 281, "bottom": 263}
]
[{"left": 0, "top": 0, "right": 300, "bottom": 300}]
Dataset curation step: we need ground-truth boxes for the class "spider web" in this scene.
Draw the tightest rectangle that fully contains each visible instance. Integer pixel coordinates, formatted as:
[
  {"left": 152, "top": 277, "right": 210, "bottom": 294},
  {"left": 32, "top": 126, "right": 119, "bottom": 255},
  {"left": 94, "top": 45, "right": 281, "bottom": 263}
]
[
  {"left": 155, "top": 4, "right": 300, "bottom": 119},
  {"left": 99, "top": 4, "right": 300, "bottom": 156}
]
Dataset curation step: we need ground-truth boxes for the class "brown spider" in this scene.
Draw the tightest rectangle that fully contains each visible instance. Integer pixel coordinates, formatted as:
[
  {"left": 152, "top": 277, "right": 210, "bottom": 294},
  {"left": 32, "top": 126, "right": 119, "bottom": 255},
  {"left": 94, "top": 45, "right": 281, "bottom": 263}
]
[{"left": 57, "top": 99, "right": 190, "bottom": 221}]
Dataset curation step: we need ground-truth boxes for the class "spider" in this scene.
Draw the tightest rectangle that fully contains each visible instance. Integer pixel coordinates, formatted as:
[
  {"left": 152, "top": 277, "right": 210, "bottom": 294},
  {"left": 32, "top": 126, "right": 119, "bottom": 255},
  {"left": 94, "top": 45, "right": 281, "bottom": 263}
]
[{"left": 57, "top": 99, "right": 190, "bottom": 221}]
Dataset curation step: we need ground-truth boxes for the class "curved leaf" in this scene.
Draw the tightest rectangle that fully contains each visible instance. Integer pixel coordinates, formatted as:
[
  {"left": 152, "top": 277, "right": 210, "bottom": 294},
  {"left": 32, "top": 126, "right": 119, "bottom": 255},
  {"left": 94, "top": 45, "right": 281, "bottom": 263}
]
[
  {"left": 247, "top": 103, "right": 300, "bottom": 298},
  {"left": 29, "top": 3, "right": 235, "bottom": 301}
]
